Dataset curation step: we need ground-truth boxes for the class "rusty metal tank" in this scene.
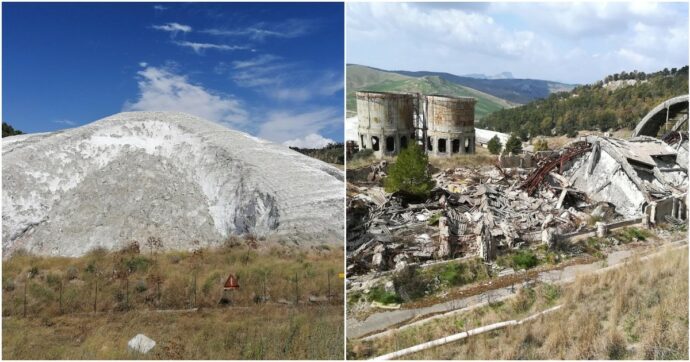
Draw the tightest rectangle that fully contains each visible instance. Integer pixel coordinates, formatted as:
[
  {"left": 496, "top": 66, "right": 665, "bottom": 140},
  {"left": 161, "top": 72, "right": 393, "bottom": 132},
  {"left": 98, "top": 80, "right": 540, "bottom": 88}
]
[{"left": 426, "top": 95, "right": 476, "bottom": 132}]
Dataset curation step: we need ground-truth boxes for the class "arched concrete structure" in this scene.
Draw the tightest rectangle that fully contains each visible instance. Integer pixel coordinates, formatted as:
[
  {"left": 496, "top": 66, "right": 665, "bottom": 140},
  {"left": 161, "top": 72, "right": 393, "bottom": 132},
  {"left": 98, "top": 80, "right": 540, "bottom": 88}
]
[{"left": 631, "top": 95, "right": 688, "bottom": 138}]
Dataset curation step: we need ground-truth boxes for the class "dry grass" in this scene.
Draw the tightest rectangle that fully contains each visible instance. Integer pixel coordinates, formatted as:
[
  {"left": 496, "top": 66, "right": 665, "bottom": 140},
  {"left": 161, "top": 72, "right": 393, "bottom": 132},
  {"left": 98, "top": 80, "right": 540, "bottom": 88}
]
[
  {"left": 348, "top": 247, "right": 688, "bottom": 360},
  {"left": 2, "top": 242, "right": 344, "bottom": 359},
  {"left": 2, "top": 305, "right": 343, "bottom": 359}
]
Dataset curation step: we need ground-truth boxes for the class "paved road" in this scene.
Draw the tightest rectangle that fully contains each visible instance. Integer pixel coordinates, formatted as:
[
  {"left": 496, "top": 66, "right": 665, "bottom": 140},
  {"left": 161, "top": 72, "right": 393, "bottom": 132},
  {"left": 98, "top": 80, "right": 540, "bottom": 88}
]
[{"left": 347, "top": 243, "right": 682, "bottom": 339}]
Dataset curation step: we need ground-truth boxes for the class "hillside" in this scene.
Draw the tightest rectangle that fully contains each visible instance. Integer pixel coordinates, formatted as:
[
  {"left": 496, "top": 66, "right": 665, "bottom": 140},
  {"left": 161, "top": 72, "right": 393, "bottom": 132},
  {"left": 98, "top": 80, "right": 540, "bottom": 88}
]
[
  {"left": 2, "top": 111, "right": 344, "bottom": 256},
  {"left": 480, "top": 66, "right": 689, "bottom": 138},
  {"left": 347, "top": 65, "right": 516, "bottom": 119}
]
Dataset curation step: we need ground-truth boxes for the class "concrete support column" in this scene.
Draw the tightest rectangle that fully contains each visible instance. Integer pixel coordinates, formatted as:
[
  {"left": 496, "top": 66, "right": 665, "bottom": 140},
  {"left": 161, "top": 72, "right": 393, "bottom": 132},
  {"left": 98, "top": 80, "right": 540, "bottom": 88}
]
[
  {"left": 596, "top": 222, "right": 607, "bottom": 238},
  {"left": 437, "top": 217, "right": 450, "bottom": 259},
  {"left": 641, "top": 213, "right": 650, "bottom": 229}
]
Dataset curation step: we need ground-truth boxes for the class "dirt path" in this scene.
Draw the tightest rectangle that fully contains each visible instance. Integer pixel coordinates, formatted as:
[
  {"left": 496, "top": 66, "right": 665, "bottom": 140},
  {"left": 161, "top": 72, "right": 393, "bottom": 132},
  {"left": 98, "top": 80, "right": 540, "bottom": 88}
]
[{"left": 347, "top": 240, "right": 685, "bottom": 339}]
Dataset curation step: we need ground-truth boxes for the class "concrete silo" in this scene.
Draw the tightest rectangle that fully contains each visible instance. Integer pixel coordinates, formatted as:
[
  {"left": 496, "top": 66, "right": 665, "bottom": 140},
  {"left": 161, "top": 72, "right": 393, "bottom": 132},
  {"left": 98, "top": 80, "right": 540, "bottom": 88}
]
[
  {"left": 424, "top": 95, "right": 476, "bottom": 156},
  {"left": 356, "top": 91, "right": 415, "bottom": 158}
]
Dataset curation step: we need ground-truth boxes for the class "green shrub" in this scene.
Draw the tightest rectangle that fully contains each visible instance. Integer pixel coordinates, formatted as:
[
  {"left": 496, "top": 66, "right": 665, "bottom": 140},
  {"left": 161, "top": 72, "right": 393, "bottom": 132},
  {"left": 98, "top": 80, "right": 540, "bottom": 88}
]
[
  {"left": 384, "top": 143, "right": 435, "bottom": 198},
  {"left": 393, "top": 266, "right": 433, "bottom": 302},
  {"left": 487, "top": 135, "right": 502, "bottom": 155},
  {"left": 368, "top": 287, "right": 402, "bottom": 305},
  {"left": 532, "top": 138, "right": 549, "bottom": 152},
  {"left": 124, "top": 256, "right": 153, "bottom": 273},
  {"left": 351, "top": 149, "right": 374, "bottom": 161},
  {"left": 503, "top": 133, "right": 523, "bottom": 155},
  {"left": 541, "top": 283, "right": 561, "bottom": 305},
  {"left": 512, "top": 250, "right": 539, "bottom": 270}
]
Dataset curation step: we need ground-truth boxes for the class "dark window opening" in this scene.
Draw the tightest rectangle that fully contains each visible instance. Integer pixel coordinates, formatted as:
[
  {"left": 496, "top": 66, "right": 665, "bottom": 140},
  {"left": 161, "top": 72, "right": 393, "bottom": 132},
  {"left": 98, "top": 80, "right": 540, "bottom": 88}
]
[
  {"left": 385, "top": 136, "right": 395, "bottom": 152},
  {"left": 452, "top": 139, "right": 460, "bottom": 153},
  {"left": 427, "top": 137, "right": 433, "bottom": 151},
  {"left": 360, "top": 135, "right": 366, "bottom": 149},
  {"left": 438, "top": 138, "right": 447, "bottom": 153},
  {"left": 372, "top": 136, "right": 380, "bottom": 151},
  {"left": 400, "top": 136, "right": 408, "bottom": 149}
]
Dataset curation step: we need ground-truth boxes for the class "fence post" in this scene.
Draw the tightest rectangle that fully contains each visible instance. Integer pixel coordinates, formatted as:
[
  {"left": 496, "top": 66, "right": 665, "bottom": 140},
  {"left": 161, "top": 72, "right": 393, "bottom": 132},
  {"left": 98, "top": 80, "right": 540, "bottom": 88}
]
[
  {"left": 294, "top": 273, "right": 299, "bottom": 306},
  {"left": 93, "top": 278, "right": 98, "bottom": 313}
]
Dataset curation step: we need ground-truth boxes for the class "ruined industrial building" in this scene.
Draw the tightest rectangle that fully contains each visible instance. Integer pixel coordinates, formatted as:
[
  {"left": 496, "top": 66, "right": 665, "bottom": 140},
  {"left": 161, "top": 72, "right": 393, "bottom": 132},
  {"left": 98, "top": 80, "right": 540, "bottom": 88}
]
[
  {"left": 356, "top": 91, "right": 477, "bottom": 158},
  {"left": 347, "top": 95, "right": 688, "bottom": 276}
]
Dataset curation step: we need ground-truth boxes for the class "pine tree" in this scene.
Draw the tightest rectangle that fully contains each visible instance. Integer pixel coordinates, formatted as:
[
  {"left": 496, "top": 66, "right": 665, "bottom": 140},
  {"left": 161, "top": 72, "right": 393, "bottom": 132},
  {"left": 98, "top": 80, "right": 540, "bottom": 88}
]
[
  {"left": 487, "top": 135, "right": 502, "bottom": 155},
  {"left": 503, "top": 134, "right": 523, "bottom": 155},
  {"left": 384, "top": 143, "right": 435, "bottom": 197}
]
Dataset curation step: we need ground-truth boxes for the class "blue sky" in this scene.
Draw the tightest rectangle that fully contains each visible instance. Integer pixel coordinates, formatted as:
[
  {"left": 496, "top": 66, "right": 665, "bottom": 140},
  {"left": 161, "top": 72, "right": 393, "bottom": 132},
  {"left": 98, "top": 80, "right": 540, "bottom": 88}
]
[
  {"left": 3, "top": 2, "right": 344, "bottom": 147},
  {"left": 348, "top": 2, "right": 689, "bottom": 84}
]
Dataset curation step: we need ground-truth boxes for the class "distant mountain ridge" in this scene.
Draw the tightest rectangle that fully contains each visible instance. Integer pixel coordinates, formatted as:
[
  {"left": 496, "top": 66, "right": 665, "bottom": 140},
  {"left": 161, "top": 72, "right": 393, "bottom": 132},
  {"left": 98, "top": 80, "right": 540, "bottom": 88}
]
[
  {"left": 388, "top": 68, "right": 576, "bottom": 104},
  {"left": 346, "top": 64, "right": 518, "bottom": 119}
]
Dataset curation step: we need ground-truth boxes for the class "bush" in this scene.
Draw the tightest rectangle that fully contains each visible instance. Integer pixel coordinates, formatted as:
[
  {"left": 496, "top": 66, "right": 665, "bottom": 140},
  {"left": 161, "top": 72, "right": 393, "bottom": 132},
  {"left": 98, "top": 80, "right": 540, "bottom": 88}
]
[
  {"left": 368, "top": 287, "right": 402, "bottom": 305},
  {"left": 393, "top": 265, "right": 433, "bottom": 302},
  {"left": 503, "top": 133, "right": 523, "bottom": 155},
  {"left": 532, "top": 138, "right": 549, "bottom": 151},
  {"left": 66, "top": 266, "right": 79, "bottom": 280},
  {"left": 384, "top": 143, "right": 435, "bottom": 198},
  {"left": 487, "top": 135, "right": 502, "bottom": 155},
  {"left": 350, "top": 149, "right": 374, "bottom": 161},
  {"left": 124, "top": 256, "right": 153, "bottom": 273},
  {"left": 512, "top": 250, "right": 539, "bottom": 270}
]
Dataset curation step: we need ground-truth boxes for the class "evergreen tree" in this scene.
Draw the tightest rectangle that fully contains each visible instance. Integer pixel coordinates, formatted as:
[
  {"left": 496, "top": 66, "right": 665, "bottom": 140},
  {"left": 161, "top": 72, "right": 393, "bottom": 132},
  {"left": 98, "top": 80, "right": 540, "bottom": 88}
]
[
  {"left": 384, "top": 143, "right": 435, "bottom": 197},
  {"left": 503, "top": 133, "right": 523, "bottom": 155},
  {"left": 487, "top": 135, "right": 502, "bottom": 155}
]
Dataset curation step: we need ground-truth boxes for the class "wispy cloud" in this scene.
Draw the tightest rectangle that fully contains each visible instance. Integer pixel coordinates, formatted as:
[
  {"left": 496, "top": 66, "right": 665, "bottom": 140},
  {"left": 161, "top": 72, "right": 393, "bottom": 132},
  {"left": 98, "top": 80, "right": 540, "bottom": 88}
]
[
  {"left": 151, "top": 22, "right": 192, "bottom": 37},
  {"left": 52, "top": 119, "right": 76, "bottom": 126},
  {"left": 231, "top": 54, "right": 280, "bottom": 69},
  {"left": 283, "top": 133, "right": 336, "bottom": 148},
  {"left": 123, "top": 65, "right": 248, "bottom": 127},
  {"left": 174, "top": 41, "right": 248, "bottom": 54},
  {"left": 153, "top": 5, "right": 167, "bottom": 11},
  {"left": 227, "top": 55, "right": 342, "bottom": 101},
  {"left": 202, "top": 19, "right": 314, "bottom": 41},
  {"left": 258, "top": 108, "right": 340, "bottom": 143}
]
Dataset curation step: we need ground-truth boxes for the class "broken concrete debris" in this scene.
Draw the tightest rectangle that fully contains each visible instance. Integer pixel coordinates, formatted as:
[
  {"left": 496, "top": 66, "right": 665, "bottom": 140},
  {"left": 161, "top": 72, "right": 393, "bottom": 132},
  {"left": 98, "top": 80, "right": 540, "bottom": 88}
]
[{"left": 347, "top": 131, "right": 688, "bottom": 277}]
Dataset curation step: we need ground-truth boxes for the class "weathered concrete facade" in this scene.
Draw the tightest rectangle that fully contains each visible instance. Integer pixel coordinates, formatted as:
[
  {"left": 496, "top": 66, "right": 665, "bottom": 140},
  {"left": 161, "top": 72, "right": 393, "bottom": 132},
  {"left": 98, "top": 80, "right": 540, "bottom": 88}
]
[
  {"left": 425, "top": 95, "right": 477, "bottom": 156},
  {"left": 356, "top": 91, "right": 415, "bottom": 158}
]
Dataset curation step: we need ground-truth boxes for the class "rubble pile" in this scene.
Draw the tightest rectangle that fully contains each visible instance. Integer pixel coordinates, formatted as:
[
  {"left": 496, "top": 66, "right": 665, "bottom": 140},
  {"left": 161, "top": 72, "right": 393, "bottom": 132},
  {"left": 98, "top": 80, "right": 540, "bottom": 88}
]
[
  {"left": 347, "top": 129, "right": 688, "bottom": 277},
  {"left": 346, "top": 158, "right": 610, "bottom": 276}
]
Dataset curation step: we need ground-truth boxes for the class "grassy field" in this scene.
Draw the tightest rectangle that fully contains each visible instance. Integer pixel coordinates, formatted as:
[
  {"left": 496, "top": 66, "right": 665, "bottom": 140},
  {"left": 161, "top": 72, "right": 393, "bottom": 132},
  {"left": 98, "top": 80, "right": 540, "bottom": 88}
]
[
  {"left": 348, "top": 247, "right": 688, "bottom": 360},
  {"left": 2, "top": 240, "right": 344, "bottom": 359}
]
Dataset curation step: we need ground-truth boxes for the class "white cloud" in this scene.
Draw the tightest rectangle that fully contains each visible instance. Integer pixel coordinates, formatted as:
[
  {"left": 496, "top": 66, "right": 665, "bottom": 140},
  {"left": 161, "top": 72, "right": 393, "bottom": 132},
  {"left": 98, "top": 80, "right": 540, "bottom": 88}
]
[
  {"left": 202, "top": 19, "right": 313, "bottom": 41},
  {"left": 123, "top": 66, "right": 248, "bottom": 127},
  {"left": 232, "top": 54, "right": 280, "bottom": 69},
  {"left": 258, "top": 108, "right": 339, "bottom": 143},
  {"left": 153, "top": 5, "right": 167, "bottom": 11},
  {"left": 52, "top": 119, "right": 76, "bottom": 126},
  {"left": 283, "top": 133, "right": 336, "bottom": 148},
  {"left": 151, "top": 22, "right": 192, "bottom": 36},
  {"left": 139, "top": 62, "right": 148, "bottom": 67},
  {"left": 174, "top": 41, "right": 248, "bottom": 54},
  {"left": 227, "top": 55, "right": 342, "bottom": 101},
  {"left": 347, "top": 2, "right": 688, "bottom": 83}
]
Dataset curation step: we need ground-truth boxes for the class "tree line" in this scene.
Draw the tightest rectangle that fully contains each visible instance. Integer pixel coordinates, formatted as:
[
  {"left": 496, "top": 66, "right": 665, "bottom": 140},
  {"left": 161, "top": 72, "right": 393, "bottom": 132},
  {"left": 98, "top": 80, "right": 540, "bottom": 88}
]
[{"left": 479, "top": 66, "right": 689, "bottom": 140}]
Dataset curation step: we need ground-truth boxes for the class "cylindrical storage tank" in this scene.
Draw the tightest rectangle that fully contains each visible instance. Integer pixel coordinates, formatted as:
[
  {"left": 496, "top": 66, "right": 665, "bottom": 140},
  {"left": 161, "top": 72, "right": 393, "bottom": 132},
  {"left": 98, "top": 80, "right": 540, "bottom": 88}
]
[
  {"left": 425, "top": 95, "right": 476, "bottom": 156},
  {"left": 356, "top": 91, "right": 415, "bottom": 157}
]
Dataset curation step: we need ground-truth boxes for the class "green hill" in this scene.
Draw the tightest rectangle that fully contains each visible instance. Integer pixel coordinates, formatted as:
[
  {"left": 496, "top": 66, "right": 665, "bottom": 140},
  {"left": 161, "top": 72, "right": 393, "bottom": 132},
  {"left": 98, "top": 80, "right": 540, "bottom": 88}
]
[
  {"left": 347, "top": 65, "right": 517, "bottom": 119},
  {"left": 479, "top": 66, "right": 689, "bottom": 139}
]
